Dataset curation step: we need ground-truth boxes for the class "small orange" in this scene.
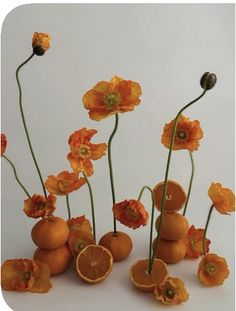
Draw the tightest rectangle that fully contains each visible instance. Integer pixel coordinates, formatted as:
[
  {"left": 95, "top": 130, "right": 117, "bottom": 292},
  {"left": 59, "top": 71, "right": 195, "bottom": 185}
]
[
  {"left": 99, "top": 231, "right": 133, "bottom": 262},
  {"left": 130, "top": 259, "right": 168, "bottom": 292},
  {"left": 31, "top": 216, "right": 70, "bottom": 250},
  {"left": 33, "top": 244, "right": 72, "bottom": 275},
  {"left": 153, "top": 180, "right": 186, "bottom": 212},
  {"left": 76, "top": 245, "right": 113, "bottom": 284},
  {"left": 155, "top": 212, "right": 189, "bottom": 241},
  {"left": 153, "top": 238, "right": 186, "bottom": 264}
]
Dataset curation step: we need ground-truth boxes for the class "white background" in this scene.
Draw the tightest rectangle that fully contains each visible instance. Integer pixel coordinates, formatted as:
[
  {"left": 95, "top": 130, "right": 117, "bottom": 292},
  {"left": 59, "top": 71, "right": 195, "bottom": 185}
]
[{"left": 1, "top": 3, "right": 235, "bottom": 311}]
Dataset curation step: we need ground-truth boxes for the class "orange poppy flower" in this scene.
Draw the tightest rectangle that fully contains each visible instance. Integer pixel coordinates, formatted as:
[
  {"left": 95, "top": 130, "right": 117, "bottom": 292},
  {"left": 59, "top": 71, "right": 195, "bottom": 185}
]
[
  {"left": 161, "top": 114, "right": 203, "bottom": 151},
  {"left": 67, "top": 128, "right": 107, "bottom": 176},
  {"left": 23, "top": 194, "right": 56, "bottom": 218},
  {"left": 45, "top": 171, "right": 86, "bottom": 195},
  {"left": 184, "top": 225, "right": 211, "bottom": 259},
  {"left": 208, "top": 182, "right": 235, "bottom": 215},
  {"left": 113, "top": 199, "right": 149, "bottom": 229},
  {"left": 1, "top": 133, "right": 7, "bottom": 156},
  {"left": 82, "top": 76, "right": 142, "bottom": 121},
  {"left": 154, "top": 276, "right": 189, "bottom": 305},
  {"left": 32, "top": 32, "right": 51, "bottom": 53},
  {"left": 68, "top": 230, "right": 95, "bottom": 256},
  {"left": 198, "top": 253, "right": 230, "bottom": 286},
  {"left": 67, "top": 215, "right": 93, "bottom": 234},
  {"left": 1, "top": 259, "right": 52, "bottom": 293}
]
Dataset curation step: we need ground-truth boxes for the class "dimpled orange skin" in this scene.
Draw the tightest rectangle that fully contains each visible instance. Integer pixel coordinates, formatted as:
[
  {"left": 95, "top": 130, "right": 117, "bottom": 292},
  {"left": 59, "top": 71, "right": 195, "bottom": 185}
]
[
  {"left": 155, "top": 212, "right": 189, "bottom": 241},
  {"left": 153, "top": 238, "right": 186, "bottom": 264},
  {"left": 31, "top": 217, "right": 70, "bottom": 250},
  {"left": 99, "top": 231, "right": 133, "bottom": 262},
  {"left": 33, "top": 245, "right": 72, "bottom": 275}
]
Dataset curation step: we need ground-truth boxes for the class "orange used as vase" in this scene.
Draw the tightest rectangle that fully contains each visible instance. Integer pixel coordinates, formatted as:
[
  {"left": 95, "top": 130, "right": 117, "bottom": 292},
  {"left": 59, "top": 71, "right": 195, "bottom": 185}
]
[
  {"left": 99, "top": 231, "right": 133, "bottom": 262},
  {"left": 33, "top": 244, "right": 72, "bottom": 275},
  {"left": 31, "top": 216, "right": 70, "bottom": 250},
  {"left": 153, "top": 238, "right": 186, "bottom": 264},
  {"left": 155, "top": 212, "right": 189, "bottom": 241}
]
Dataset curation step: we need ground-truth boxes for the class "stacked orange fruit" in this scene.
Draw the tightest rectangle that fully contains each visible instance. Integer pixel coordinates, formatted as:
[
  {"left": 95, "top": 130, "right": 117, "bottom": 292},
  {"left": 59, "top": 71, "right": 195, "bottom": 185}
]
[
  {"left": 32, "top": 216, "right": 72, "bottom": 275},
  {"left": 153, "top": 180, "right": 189, "bottom": 264}
]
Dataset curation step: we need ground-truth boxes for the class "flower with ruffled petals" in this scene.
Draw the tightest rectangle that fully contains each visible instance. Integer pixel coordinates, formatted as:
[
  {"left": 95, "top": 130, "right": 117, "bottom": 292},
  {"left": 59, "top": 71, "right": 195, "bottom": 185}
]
[
  {"left": 23, "top": 194, "right": 56, "bottom": 218},
  {"left": 154, "top": 276, "right": 189, "bottom": 305},
  {"left": 1, "top": 133, "right": 7, "bottom": 156},
  {"left": 83, "top": 76, "right": 142, "bottom": 121},
  {"left": 32, "top": 32, "right": 51, "bottom": 55},
  {"left": 45, "top": 171, "right": 86, "bottom": 196},
  {"left": 67, "top": 128, "right": 107, "bottom": 176},
  {"left": 161, "top": 114, "right": 203, "bottom": 151},
  {"left": 1, "top": 259, "right": 52, "bottom": 293},
  {"left": 208, "top": 182, "right": 235, "bottom": 215},
  {"left": 67, "top": 215, "right": 93, "bottom": 234},
  {"left": 198, "top": 253, "right": 229, "bottom": 286},
  {"left": 68, "top": 230, "right": 95, "bottom": 256},
  {"left": 113, "top": 199, "right": 149, "bottom": 229},
  {"left": 184, "top": 225, "right": 211, "bottom": 259}
]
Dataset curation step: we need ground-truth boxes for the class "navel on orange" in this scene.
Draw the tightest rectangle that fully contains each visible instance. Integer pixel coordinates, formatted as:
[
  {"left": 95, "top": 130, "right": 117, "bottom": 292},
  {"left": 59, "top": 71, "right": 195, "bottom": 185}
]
[
  {"left": 76, "top": 245, "right": 113, "bottom": 284},
  {"left": 99, "top": 231, "right": 133, "bottom": 262},
  {"left": 130, "top": 259, "right": 168, "bottom": 292},
  {"left": 153, "top": 180, "right": 186, "bottom": 212}
]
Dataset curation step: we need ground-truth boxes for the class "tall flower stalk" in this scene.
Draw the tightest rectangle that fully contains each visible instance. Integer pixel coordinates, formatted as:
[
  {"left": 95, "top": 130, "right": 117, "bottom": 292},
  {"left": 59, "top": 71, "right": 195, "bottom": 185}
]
[
  {"left": 202, "top": 204, "right": 214, "bottom": 256},
  {"left": 183, "top": 151, "right": 194, "bottom": 216}
]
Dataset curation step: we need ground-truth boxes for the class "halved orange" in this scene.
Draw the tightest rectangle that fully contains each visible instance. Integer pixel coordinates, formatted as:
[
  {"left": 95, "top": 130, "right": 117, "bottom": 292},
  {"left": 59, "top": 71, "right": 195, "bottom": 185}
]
[
  {"left": 153, "top": 180, "right": 186, "bottom": 212},
  {"left": 76, "top": 245, "right": 113, "bottom": 284},
  {"left": 130, "top": 258, "right": 168, "bottom": 292}
]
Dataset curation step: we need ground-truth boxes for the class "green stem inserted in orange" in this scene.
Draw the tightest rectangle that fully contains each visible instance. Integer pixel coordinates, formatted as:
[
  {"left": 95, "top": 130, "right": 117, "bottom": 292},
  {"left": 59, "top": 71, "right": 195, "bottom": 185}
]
[
  {"left": 108, "top": 113, "right": 119, "bottom": 235},
  {"left": 3, "top": 154, "right": 31, "bottom": 198},
  {"left": 16, "top": 53, "right": 47, "bottom": 198},
  {"left": 183, "top": 151, "right": 195, "bottom": 216},
  {"left": 138, "top": 185, "right": 155, "bottom": 274},
  {"left": 150, "top": 89, "right": 207, "bottom": 273},
  {"left": 83, "top": 172, "right": 96, "bottom": 242},
  {"left": 66, "top": 194, "right": 71, "bottom": 220},
  {"left": 203, "top": 204, "right": 214, "bottom": 256}
]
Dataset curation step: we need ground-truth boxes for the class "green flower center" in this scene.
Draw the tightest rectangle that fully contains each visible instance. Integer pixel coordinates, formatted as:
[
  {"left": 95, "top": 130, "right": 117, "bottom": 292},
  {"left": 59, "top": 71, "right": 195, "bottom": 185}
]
[
  {"left": 79, "top": 145, "right": 90, "bottom": 158},
  {"left": 23, "top": 272, "right": 31, "bottom": 282},
  {"left": 103, "top": 92, "right": 120, "bottom": 108},
  {"left": 166, "top": 288, "right": 175, "bottom": 298},
  {"left": 125, "top": 206, "right": 139, "bottom": 221},
  {"left": 176, "top": 130, "right": 188, "bottom": 140},
  {"left": 206, "top": 263, "right": 217, "bottom": 275}
]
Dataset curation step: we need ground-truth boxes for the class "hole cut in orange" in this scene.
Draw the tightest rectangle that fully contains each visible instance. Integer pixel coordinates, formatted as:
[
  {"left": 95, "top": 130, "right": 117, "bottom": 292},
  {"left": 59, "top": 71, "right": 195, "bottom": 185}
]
[
  {"left": 76, "top": 245, "right": 113, "bottom": 284},
  {"left": 153, "top": 180, "right": 186, "bottom": 213},
  {"left": 130, "top": 259, "right": 168, "bottom": 292}
]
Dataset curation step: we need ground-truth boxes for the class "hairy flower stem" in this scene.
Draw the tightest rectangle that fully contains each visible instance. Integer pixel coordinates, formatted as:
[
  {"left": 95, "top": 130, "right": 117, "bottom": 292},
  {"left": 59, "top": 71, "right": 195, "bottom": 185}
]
[
  {"left": 16, "top": 53, "right": 47, "bottom": 198},
  {"left": 183, "top": 151, "right": 194, "bottom": 216},
  {"left": 203, "top": 204, "right": 214, "bottom": 256},
  {"left": 138, "top": 185, "right": 155, "bottom": 274},
  {"left": 66, "top": 194, "right": 71, "bottom": 220},
  {"left": 108, "top": 114, "right": 119, "bottom": 235},
  {"left": 83, "top": 172, "right": 96, "bottom": 242},
  {"left": 3, "top": 155, "right": 30, "bottom": 198},
  {"left": 150, "top": 89, "right": 207, "bottom": 273}
]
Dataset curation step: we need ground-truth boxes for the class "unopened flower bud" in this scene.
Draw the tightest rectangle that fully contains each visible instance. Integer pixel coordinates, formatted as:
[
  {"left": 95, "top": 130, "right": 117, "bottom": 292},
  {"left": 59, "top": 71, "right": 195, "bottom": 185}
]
[
  {"left": 200, "top": 72, "right": 217, "bottom": 90},
  {"left": 32, "top": 32, "right": 51, "bottom": 56}
]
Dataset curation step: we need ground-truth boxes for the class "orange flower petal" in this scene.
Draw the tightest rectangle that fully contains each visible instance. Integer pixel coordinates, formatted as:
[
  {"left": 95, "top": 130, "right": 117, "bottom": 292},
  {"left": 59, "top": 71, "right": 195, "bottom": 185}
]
[
  {"left": 32, "top": 32, "right": 51, "bottom": 51},
  {"left": 68, "top": 230, "right": 95, "bottom": 256},
  {"left": 67, "top": 153, "right": 94, "bottom": 176},
  {"left": 30, "top": 261, "right": 52, "bottom": 293},
  {"left": 198, "top": 253, "right": 230, "bottom": 286},
  {"left": 23, "top": 194, "right": 56, "bottom": 218},
  {"left": 113, "top": 199, "right": 149, "bottom": 229},
  {"left": 208, "top": 183, "right": 235, "bottom": 215},
  {"left": 67, "top": 215, "right": 93, "bottom": 233},
  {"left": 1, "top": 133, "right": 7, "bottom": 156},
  {"left": 90, "top": 143, "right": 107, "bottom": 160}
]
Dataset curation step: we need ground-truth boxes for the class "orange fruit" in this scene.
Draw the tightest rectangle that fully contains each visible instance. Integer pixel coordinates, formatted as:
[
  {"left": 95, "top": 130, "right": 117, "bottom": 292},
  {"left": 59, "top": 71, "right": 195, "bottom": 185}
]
[
  {"left": 99, "top": 231, "right": 133, "bottom": 262},
  {"left": 130, "top": 259, "right": 168, "bottom": 292},
  {"left": 31, "top": 216, "right": 70, "bottom": 250},
  {"left": 155, "top": 212, "right": 189, "bottom": 240},
  {"left": 33, "top": 244, "right": 72, "bottom": 275},
  {"left": 153, "top": 238, "right": 186, "bottom": 264},
  {"left": 76, "top": 245, "right": 113, "bottom": 284},
  {"left": 153, "top": 180, "right": 186, "bottom": 212}
]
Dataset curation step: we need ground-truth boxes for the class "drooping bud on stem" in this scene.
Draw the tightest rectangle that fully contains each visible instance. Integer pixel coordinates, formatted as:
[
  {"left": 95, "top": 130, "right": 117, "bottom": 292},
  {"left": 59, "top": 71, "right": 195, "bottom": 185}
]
[{"left": 200, "top": 72, "right": 217, "bottom": 90}]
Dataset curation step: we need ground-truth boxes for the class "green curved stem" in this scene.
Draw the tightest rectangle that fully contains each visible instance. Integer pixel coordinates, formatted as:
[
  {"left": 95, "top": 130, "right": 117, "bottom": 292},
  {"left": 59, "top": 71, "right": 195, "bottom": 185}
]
[
  {"left": 83, "top": 172, "right": 96, "bottom": 242},
  {"left": 2, "top": 155, "right": 30, "bottom": 198},
  {"left": 183, "top": 151, "right": 195, "bottom": 216},
  {"left": 203, "top": 204, "right": 214, "bottom": 256},
  {"left": 16, "top": 53, "right": 47, "bottom": 197},
  {"left": 66, "top": 194, "right": 71, "bottom": 220},
  {"left": 108, "top": 113, "right": 119, "bottom": 235},
  {"left": 137, "top": 185, "right": 155, "bottom": 274},
  {"left": 150, "top": 89, "right": 207, "bottom": 272}
]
